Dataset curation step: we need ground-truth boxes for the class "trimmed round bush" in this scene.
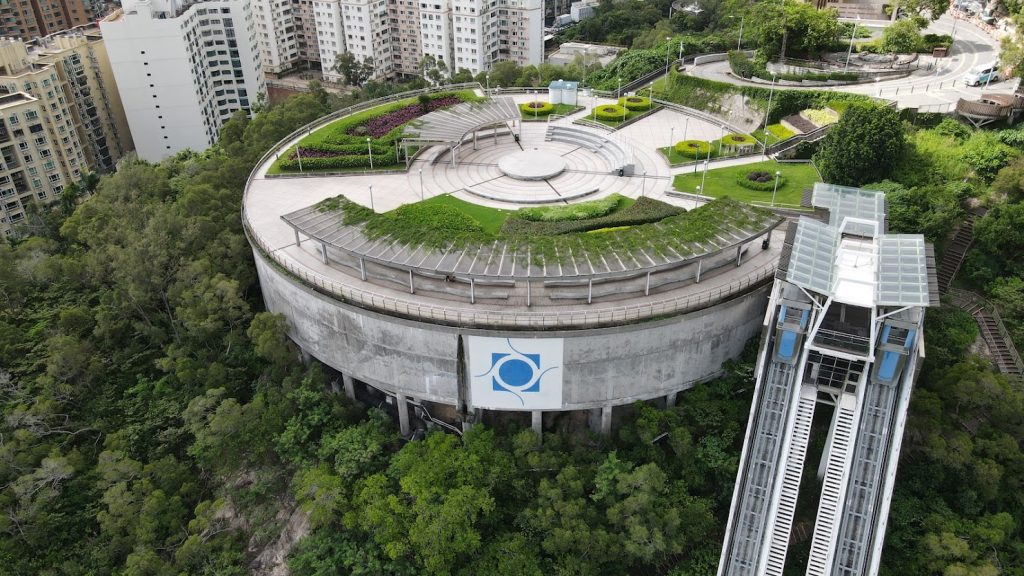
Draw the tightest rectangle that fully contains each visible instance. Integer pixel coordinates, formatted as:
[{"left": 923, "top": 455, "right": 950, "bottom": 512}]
[
  {"left": 722, "top": 133, "right": 756, "bottom": 147},
  {"left": 673, "top": 140, "right": 711, "bottom": 158},
  {"left": 736, "top": 170, "right": 786, "bottom": 191},
  {"left": 520, "top": 101, "right": 555, "bottom": 115},
  {"left": 594, "top": 104, "right": 628, "bottom": 121},
  {"left": 619, "top": 96, "right": 651, "bottom": 111}
]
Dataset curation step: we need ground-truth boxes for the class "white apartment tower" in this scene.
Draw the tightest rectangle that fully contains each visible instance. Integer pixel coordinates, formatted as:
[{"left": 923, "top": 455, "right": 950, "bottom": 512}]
[
  {"left": 253, "top": 0, "right": 301, "bottom": 75},
  {"left": 312, "top": 0, "right": 541, "bottom": 83},
  {"left": 100, "top": 0, "right": 265, "bottom": 161}
]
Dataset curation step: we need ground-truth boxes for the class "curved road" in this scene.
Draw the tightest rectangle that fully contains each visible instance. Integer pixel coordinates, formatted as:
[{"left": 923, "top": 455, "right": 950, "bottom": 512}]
[{"left": 687, "top": 13, "right": 1012, "bottom": 110}]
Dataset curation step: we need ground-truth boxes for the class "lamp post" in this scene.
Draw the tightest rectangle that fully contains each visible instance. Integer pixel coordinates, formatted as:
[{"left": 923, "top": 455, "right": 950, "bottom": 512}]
[
  {"left": 844, "top": 16, "right": 860, "bottom": 73},
  {"left": 950, "top": 12, "right": 960, "bottom": 57},
  {"left": 369, "top": 184, "right": 375, "bottom": 211},
  {"left": 533, "top": 91, "right": 538, "bottom": 118},
  {"left": 665, "top": 36, "right": 672, "bottom": 74},
  {"left": 761, "top": 74, "right": 776, "bottom": 159},
  {"left": 700, "top": 144, "right": 710, "bottom": 191},
  {"left": 682, "top": 116, "right": 689, "bottom": 142},
  {"left": 367, "top": 137, "right": 373, "bottom": 169},
  {"left": 486, "top": 73, "right": 490, "bottom": 95},
  {"left": 649, "top": 83, "right": 654, "bottom": 110},
  {"left": 296, "top": 145, "right": 303, "bottom": 172},
  {"left": 669, "top": 126, "right": 675, "bottom": 152},
  {"left": 731, "top": 15, "right": 745, "bottom": 51},
  {"left": 771, "top": 170, "right": 781, "bottom": 207},
  {"left": 718, "top": 124, "right": 725, "bottom": 156},
  {"left": 418, "top": 168, "right": 424, "bottom": 201}
]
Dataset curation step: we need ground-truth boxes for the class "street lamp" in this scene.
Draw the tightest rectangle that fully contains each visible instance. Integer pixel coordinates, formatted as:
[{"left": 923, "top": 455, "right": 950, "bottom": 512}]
[
  {"left": 649, "top": 83, "right": 654, "bottom": 110},
  {"left": 369, "top": 184, "right": 375, "bottom": 211},
  {"left": 761, "top": 74, "right": 777, "bottom": 159},
  {"left": 950, "top": 12, "right": 960, "bottom": 57},
  {"left": 844, "top": 16, "right": 860, "bottom": 73},
  {"left": 669, "top": 126, "right": 675, "bottom": 151},
  {"left": 296, "top": 145, "right": 303, "bottom": 172},
  {"left": 367, "top": 137, "right": 373, "bottom": 169},
  {"left": 682, "top": 116, "right": 689, "bottom": 142},
  {"left": 486, "top": 73, "right": 490, "bottom": 95},
  {"left": 770, "top": 170, "right": 781, "bottom": 207},
  {"left": 665, "top": 36, "right": 672, "bottom": 74},
  {"left": 731, "top": 15, "right": 745, "bottom": 51},
  {"left": 718, "top": 124, "right": 725, "bottom": 156},
  {"left": 700, "top": 145, "right": 711, "bottom": 191},
  {"left": 418, "top": 168, "right": 424, "bottom": 201}
]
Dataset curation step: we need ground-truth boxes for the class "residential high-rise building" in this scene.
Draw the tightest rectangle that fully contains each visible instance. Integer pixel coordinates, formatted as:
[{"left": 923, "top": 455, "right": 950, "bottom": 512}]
[
  {"left": 0, "top": 0, "right": 93, "bottom": 39},
  {"left": 718, "top": 184, "right": 938, "bottom": 576},
  {"left": 252, "top": 0, "right": 301, "bottom": 76},
  {"left": 100, "top": 0, "right": 266, "bottom": 162},
  {"left": 0, "top": 29, "right": 133, "bottom": 237}
]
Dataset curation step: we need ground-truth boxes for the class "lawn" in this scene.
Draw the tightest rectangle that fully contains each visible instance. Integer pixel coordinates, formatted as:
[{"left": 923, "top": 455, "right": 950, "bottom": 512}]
[
  {"left": 750, "top": 123, "right": 797, "bottom": 147},
  {"left": 415, "top": 194, "right": 512, "bottom": 235},
  {"left": 672, "top": 160, "right": 820, "bottom": 207},
  {"left": 520, "top": 103, "right": 584, "bottom": 121}
]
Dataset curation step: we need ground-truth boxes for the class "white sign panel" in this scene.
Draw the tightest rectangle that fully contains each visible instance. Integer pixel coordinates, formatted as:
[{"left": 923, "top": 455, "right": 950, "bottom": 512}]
[{"left": 468, "top": 336, "right": 564, "bottom": 410}]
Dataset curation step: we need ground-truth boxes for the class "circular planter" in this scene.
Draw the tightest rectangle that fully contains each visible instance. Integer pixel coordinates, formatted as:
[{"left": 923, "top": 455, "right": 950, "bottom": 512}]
[
  {"left": 673, "top": 140, "right": 711, "bottom": 159},
  {"left": 594, "top": 104, "right": 628, "bottom": 121},
  {"left": 736, "top": 170, "right": 786, "bottom": 191},
  {"left": 723, "top": 133, "right": 756, "bottom": 147},
  {"left": 619, "top": 96, "right": 652, "bottom": 111},
  {"left": 520, "top": 101, "right": 555, "bottom": 115}
]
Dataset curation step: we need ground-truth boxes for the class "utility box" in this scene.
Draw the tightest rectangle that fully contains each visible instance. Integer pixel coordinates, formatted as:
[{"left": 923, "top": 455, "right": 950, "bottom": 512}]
[{"left": 932, "top": 46, "right": 948, "bottom": 58}]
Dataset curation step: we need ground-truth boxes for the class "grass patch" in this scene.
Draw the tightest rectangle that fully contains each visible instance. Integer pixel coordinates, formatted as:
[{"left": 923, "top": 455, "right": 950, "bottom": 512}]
[
  {"left": 750, "top": 124, "right": 797, "bottom": 148},
  {"left": 415, "top": 194, "right": 512, "bottom": 235},
  {"left": 658, "top": 141, "right": 746, "bottom": 165},
  {"left": 520, "top": 103, "right": 584, "bottom": 121},
  {"left": 672, "top": 160, "right": 820, "bottom": 207}
]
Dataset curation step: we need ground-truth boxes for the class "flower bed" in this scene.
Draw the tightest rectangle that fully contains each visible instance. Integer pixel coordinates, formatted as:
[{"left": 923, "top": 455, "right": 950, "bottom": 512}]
[
  {"left": 723, "top": 133, "right": 756, "bottom": 147},
  {"left": 619, "top": 96, "right": 652, "bottom": 111},
  {"left": 674, "top": 140, "right": 711, "bottom": 159},
  {"left": 519, "top": 101, "right": 555, "bottom": 116},
  {"left": 359, "top": 95, "right": 461, "bottom": 138},
  {"left": 736, "top": 170, "right": 786, "bottom": 191},
  {"left": 800, "top": 108, "right": 839, "bottom": 128},
  {"left": 594, "top": 104, "right": 628, "bottom": 121}
]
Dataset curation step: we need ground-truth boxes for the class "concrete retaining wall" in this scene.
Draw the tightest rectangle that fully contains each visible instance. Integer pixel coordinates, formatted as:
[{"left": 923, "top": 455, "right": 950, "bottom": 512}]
[{"left": 255, "top": 250, "right": 771, "bottom": 411}]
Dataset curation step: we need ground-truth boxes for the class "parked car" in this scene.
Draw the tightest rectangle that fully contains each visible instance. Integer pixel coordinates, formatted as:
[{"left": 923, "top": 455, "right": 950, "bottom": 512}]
[{"left": 965, "top": 62, "right": 1000, "bottom": 86}]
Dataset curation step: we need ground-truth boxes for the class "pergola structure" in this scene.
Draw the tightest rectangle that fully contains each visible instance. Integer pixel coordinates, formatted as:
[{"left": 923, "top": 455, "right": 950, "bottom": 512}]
[{"left": 401, "top": 96, "right": 522, "bottom": 167}]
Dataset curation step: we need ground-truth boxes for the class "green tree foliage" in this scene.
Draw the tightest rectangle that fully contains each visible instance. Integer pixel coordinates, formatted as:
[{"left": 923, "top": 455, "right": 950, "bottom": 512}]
[
  {"left": 747, "top": 0, "right": 839, "bottom": 59},
  {"left": 815, "top": 102, "right": 905, "bottom": 186},
  {"left": 333, "top": 52, "right": 375, "bottom": 86},
  {"left": 881, "top": 18, "right": 923, "bottom": 54}
]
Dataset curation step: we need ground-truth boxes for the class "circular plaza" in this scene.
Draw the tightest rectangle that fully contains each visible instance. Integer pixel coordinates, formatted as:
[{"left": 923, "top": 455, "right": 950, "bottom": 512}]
[{"left": 243, "top": 85, "right": 785, "bottom": 433}]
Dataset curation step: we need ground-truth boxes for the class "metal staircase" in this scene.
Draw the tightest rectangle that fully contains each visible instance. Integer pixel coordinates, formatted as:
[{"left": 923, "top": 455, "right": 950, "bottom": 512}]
[
  {"left": 806, "top": 394, "right": 857, "bottom": 576},
  {"left": 764, "top": 385, "right": 818, "bottom": 575}
]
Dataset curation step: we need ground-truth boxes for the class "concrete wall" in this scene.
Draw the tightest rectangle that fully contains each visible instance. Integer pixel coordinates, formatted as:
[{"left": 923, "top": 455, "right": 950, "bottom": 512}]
[{"left": 255, "top": 250, "right": 770, "bottom": 411}]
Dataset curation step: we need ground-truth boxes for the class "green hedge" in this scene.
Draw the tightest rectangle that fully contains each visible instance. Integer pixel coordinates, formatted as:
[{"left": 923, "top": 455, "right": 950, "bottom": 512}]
[
  {"left": 619, "top": 96, "right": 652, "bottom": 111},
  {"left": 501, "top": 197, "right": 684, "bottom": 235},
  {"left": 674, "top": 140, "right": 711, "bottom": 158},
  {"left": 736, "top": 170, "right": 786, "bottom": 191},
  {"left": 516, "top": 194, "right": 625, "bottom": 222},
  {"left": 594, "top": 105, "right": 628, "bottom": 121},
  {"left": 520, "top": 101, "right": 555, "bottom": 115},
  {"left": 279, "top": 155, "right": 375, "bottom": 171},
  {"left": 723, "top": 133, "right": 756, "bottom": 147},
  {"left": 300, "top": 142, "right": 393, "bottom": 156}
]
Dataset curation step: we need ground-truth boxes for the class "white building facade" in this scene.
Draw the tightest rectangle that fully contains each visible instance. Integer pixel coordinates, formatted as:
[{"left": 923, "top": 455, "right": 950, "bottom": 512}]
[{"left": 100, "top": 0, "right": 265, "bottom": 161}]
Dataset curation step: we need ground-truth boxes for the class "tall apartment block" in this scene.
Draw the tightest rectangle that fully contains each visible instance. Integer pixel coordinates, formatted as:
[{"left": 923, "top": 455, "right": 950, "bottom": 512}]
[
  {"left": 100, "top": 0, "right": 266, "bottom": 162},
  {"left": 0, "top": 29, "right": 133, "bottom": 237},
  {"left": 718, "top": 184, "right": 939, "bottom": 576},
  {"left": 0, "top": 0, "right": 93, "bottom": 39}
]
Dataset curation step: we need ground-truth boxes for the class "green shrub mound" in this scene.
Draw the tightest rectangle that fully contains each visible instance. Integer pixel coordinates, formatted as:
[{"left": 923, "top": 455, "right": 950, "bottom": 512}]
[
  {"left": 723, "top": 133, "right": 756, "bottom": 147},
  {"left": 619, "top": 96, "right": 651, "bottom": 111},
  {"left": 520, "top": 101, "right": 555, "bottom": 115},
  {"left": 516, "top": 194, "right": 625, "bottom": 222},
  {"left": 674, "top": 140, "right": 711, "bottom": 158},
  {"left": 280, "top": 155, "right": 375, "bottom": 171},
  {"left": 502, "top": 196, "right": 685, "bottom": 235},
  {"left": 594, "top": 104, "right": 628, "bottom": 121},
  {"left": 736, "top": 170, "right": 786, "bottom": 191}
]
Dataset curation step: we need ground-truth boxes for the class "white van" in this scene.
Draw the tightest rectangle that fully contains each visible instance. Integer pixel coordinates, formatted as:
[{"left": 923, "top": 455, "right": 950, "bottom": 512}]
[{"left": 965, "top": 62, "right": 1000, "bottom": 87}]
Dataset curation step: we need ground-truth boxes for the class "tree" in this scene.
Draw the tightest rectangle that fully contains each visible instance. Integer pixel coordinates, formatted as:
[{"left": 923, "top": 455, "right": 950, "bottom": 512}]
[
  {"left": 881, "top": 18, "right": 922, "bottom": 54},
  {"left": 748, "top": 0, "right": 839, "bottom": 59},
  {"left": 815, "top": 102, "right": 905, "bottom": 186},
  {"left": 895, "top": 0, "right": 949, "bottom": 21},
  {"left": 333, "top": 52, "right": 374, "bottom": 86}
]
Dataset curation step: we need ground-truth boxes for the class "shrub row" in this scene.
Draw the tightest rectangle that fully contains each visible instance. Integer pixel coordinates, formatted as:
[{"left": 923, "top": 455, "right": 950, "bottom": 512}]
[
  {"left": 619, "top": 96, "right": 652, "bottom": 111},
  {"left": 278, "top": 154, "right": 376, "bottom": 171},
  {"left": 674, "top": 140, "right": 711, "bottom": 158},
  {"left": 736, "top": 171, "right": 786, "bottom": 191},
  {"left": 298, "top": 142, "right": 393, "bottom": 156},
  {"left": 516, "top": 194, "right": 624, "bottom": 222},
  {"left": 520, "top": 101, "right": 555, "bottom": 115},
  {"left": 594, "top": 104, "right": 628, "bottom": 121},
  {"left": 501, "top": 196, "right": 684, "bottom": 235}
]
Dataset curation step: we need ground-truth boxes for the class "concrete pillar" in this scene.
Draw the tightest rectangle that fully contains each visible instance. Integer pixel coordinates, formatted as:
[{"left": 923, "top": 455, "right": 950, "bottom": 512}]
[
  {"left": 600, "top": 404, "right": 613, "bottom": 435},
  {"left": 300, "top": 349, "right": 312, "bottom": 366},
  {"left": 588, "top": 408, "right": 602, "bottom": 434},
  {"left": 531, "top": 410, "right": 543, "bottom": 435},
  {"left": 342, "top": 373, "right": 356, "bottom": 402},
  {"left": 396, "top": 393, "right": 410, "bottom": 436},
  {"left": 665, "top": 391, "right": 678, "bottom": 407}
]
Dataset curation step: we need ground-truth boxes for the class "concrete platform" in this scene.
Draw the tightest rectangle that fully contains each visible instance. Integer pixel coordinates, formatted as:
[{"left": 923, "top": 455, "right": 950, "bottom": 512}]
[{"left": 498, "top": 149, "right": 567, "bottom": 180}]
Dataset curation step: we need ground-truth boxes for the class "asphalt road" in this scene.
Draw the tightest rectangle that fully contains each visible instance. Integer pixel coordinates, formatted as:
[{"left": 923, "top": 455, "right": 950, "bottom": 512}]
[{"left": 686, "top": 13, "right": 1013, "bottom": 110}]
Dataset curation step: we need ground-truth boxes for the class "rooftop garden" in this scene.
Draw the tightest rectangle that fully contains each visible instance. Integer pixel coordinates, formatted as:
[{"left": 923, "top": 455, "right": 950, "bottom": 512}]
[
  {"left": 269, "top": 90, "right": 480, "bottom": 174},
  {"left": 316, "top": 193, "right": 775, "bottom": 263},
  {"left": 672, "top": 160, "right": 821, "bottom": 207},
  {"left": 519, "top": 102, "right": 583, "bottom": 121}
]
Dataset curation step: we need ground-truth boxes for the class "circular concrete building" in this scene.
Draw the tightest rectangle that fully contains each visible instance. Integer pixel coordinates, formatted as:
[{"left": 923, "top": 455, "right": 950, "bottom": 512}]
[{"left": 243, "top": 86, "right": 784, "bottom": 434}]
